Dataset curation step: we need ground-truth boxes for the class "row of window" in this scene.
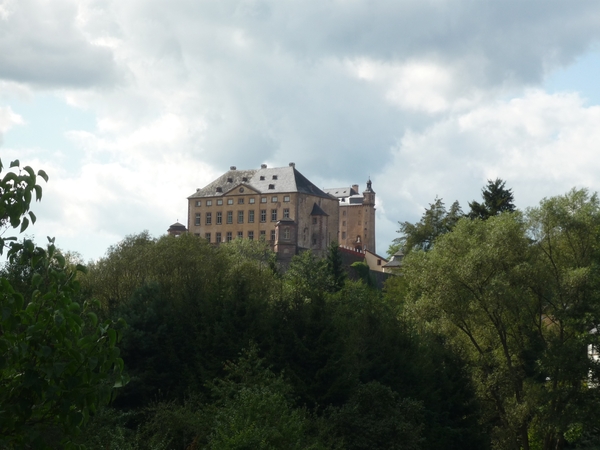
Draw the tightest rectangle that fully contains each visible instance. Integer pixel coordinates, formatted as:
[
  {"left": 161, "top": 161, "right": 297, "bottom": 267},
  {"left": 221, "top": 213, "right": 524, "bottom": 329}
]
[
  {"left": 195, "top": 195, "right": 290, "bottom": 207},
  {"left": 195, "top": 209, "right": 290, "bottom": 226},
  {"left": 202, "top": 230, "right": 278, "bottom": 243}
]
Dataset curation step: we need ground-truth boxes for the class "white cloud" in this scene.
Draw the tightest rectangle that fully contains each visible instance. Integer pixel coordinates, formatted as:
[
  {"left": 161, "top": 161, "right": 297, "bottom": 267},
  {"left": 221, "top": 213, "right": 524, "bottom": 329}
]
[
  {"left": 3, "top": 0, "right": 600, "bottom": 258},
  {"left": 375, "top": 90, "right": 600, "bottom": 252},
  {"left": 0, "top": 105, "right": 23, "bottom": 145}
]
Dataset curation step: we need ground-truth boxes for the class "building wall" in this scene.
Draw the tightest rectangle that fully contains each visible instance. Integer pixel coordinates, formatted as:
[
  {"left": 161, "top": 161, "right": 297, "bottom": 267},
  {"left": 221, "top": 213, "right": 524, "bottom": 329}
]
[
  {"left": 186, "top": 166, "right": 365, "bottom": 259},
  {"left": 339, "top": 203, "right": 376, "bottom": 252},
  {"left": 188, "top": 189, "right": 299, "bottom": 244},
  {"left": 187, "top": 188, "right": 338, "bottom": 257},
  {"left": 296, "top": 193, "right": 339, "bottom": 254}
]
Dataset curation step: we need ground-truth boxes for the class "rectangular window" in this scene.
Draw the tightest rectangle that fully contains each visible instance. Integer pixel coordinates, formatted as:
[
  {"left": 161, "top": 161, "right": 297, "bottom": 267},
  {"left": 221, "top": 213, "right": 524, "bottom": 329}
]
[
  {"left": 217, "top": 211, "right": 222, "bottom": 224},
  {"left": 238, "top": 198, "right": 244, "bottom": 204},
  {"left": 271, "top": 196, "right": 278, "bottom": 203},
  {"left": 216, "top": 232, "right": 222, "bottom": 243},
  {"left": 248, "top": 210, "right": 255, "bottom": 223},
  {"left": 249, "top": 197, "right": 255, "bottom": 204},
  {"left": 196, "top": 200, "right": 201, "bottom": 206},
  {"left": 260, "top": 210, "right": 267, "bottom": 222},
  {"left": 238, "top": 211, "right": 244, "bottom": 224},
  {"left": 205, "top": 233, "right": 211, "bottom": 242},
  {"left": 283, "top": 228, "right": 290, "bottom": 240},
  {"left": 217, "top": 199, "right": 223, "bottom": 205},
  {"left": 227, "top": 211, "right": 233, "bottom": 224},
  {"left": 206, "top": 200, "right": 212, "bottom": 206},
  {"left": 342, "top": 221, "right": 346, "bottom": 226},
  {"left": 227, "top": 199, "right": 234, "bottom": 205},
  {"left": 206, "top": 212, "right": 212, "bottom": 225},
  {"left": 272, "top": 175, "right": 278, "bottom": 180},
  {"left": 237, "top": 231, "right": 243, "bottom": 239},
  {"left": 312, "top": 217, "right": 317, "bottom": 224},
  {"left": 260, "top": 230, "right": 266, "bottom": 239},
  {"left": 342, "top": 231, "right": 346, "bottom": 239},
  {"left": 271, "top": 230, "right": 276, "bottom": 241},
  {"left": 248, "top": 231, "right": 254, "bottom": 240},
  {"left": 226, "top": 232, "right": 232, "bottom": 242},
  {"left": 261, "top": 197, "right": 267, "bottom": 203},
  {"left": 283, "top": 195, "right": 290, "bottom": 202},
  {"left": 195, "top": 213, "right": 201, "bottom": 226},
  {"left": 271, "top": 209, "right": 277, "bottom": 221},
  {"left": 343, "top": 210, "right": 346, "bottom": 216},
  {"left": 283, "top": 208, "right": 290, "bottom": 219}
]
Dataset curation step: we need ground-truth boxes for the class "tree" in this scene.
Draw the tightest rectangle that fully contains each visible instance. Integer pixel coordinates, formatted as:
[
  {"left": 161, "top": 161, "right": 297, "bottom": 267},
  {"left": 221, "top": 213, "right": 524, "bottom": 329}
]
[
  {"left": 0, "top": 159, "right": 127, "bottom": 448},
  {"left": 404, "top": 190, "right": 600, "bottom": 450},
  {"left": 325, "top": 241, "right": 346, "bottom": 292},
  {"left": 468, "top": 178, "right": 516, "bottom": 220},
  {"left": 389, "top": 197, "right": 462, "bottom": 256},
  {"left": 325, "top": 381, "right": 424, "bottom": 450},
  {"left": 525, "top": 188, "right": 600, "bottom": 449},
  {"left": 206, "top": 345, "right": 321, "bottom": 450},
  {"left": 403, "top": 213, "right": 538, "bottom": 449}
]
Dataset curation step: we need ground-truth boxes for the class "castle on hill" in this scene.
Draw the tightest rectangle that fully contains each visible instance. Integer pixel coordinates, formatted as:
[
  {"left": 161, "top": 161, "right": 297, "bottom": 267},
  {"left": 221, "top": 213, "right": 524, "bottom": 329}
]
[{"left": 170, "top": 163, "right": 377, "bottom": 262}]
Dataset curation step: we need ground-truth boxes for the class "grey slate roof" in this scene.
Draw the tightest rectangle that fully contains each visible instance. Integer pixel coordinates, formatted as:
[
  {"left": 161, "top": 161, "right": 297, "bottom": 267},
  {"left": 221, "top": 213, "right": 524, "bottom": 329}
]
[
  {"left": 189, "top": 166, "right": 335, "bottom": 199},
  {"left": 323, "top": 186, "right": 358, "bottom": 198},
  {"left": 310, "top": 203, "right": 329, "bottom": 216},
  {"left": 383, "top": 249, "right": 404, "bottom": 268}
]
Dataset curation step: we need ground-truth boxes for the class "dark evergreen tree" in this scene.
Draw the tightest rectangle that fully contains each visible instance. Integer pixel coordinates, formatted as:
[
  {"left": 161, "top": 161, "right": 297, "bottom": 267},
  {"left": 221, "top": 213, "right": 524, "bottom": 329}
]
[
  {"left": 325, "top": 241, "right": 346, "bottom": 292},
  {"left": 389, "top": 197, "right": 462, "bottom": 256},
  {"left": 468, "top": 178, "right": 516, "bottom": 220}
]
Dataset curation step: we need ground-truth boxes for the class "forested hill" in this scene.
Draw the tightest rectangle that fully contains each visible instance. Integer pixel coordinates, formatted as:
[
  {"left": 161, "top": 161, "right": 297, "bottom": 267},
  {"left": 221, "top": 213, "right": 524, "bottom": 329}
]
[
  {"left": 66, "top": 234, "right": 483, "bottom": 449},
  {"left": 4, "top": 158, "right": 600, "bottom": 449}
]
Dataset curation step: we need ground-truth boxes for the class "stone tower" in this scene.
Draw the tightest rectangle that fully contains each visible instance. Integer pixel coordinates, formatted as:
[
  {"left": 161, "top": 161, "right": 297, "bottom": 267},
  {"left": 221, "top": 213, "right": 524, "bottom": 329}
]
[{"left": 362, "top": 178, "right": 376, "bottom": 253}]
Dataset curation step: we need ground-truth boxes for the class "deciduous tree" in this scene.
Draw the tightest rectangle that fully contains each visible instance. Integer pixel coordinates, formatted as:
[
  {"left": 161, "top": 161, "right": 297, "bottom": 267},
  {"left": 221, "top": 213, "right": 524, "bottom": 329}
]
[{"left": 0, "top": 159, "right": 127, "bottom": 448}]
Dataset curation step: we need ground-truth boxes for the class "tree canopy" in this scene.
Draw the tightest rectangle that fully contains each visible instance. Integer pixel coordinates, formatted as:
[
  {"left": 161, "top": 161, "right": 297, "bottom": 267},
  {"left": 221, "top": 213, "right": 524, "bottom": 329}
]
[
  {"left": 0, "top": 159, "right": 127, "bottom": 448},
  {"left": 403, "top": 188, "right": 600, "bottom": 450},
  {"left": 468, "top": 178, "right": 516, "bottom": 220}
]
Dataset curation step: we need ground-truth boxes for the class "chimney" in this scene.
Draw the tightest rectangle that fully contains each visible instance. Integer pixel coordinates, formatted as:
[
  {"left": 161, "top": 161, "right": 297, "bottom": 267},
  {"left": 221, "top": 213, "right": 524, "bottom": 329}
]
[
  {"left": 230, "top": 166, "right": 236, "bottom": 170},
  {"left": 289, "top": 162, "right": 295, "bottom": 167},
  {"left": 352, "top": 184, "right": 359, "bottom": 194},
  {"left": 261, "top": 164, "right": 267, "bottom": 169}
]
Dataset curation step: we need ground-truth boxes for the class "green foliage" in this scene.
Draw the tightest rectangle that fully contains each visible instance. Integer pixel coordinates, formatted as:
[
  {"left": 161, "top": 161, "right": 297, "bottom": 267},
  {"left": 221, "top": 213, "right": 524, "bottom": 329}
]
[
  {"left": 350, "top": 261, "right": 374, "bottom": 287},
  {"left": 207, "top": 346, "right": 321, "bottom": 450},
  {"left": 284, "top": 250, "right": 330, "bottom": 303},
  {"left": 468, "top": 178, "right": 516, "bottom": 220},
  {"left": 80, "top": 224, "right": 485, "bottom": 450},
  {"left": 0, "top": 158, "right": 47, "bottom": 253},
  {"left": 325, "top": 381, "right": 424, "bottom": 450},
  {"left": 390, "top": 197, "right": 462, "bottom": 256},
  {"left": 404, "top": 189, "right": 600, "bottom": 450},
  {"left": 326, "top": 242, "right": 346, "bottom": 292},
  {"left": 0, "top": 159, "right": 126, "bottom": 448}
]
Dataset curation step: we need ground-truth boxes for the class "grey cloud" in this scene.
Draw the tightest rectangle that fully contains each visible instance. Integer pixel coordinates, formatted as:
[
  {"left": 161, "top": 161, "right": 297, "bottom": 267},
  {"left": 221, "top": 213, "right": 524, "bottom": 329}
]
[
  {"left": 101, "top": 0, "right": 600, "bottom": 185},
  {"left": 144, "top": 0, "right": 600, "bottom": 86},
  {"left": 0, "top": 0, "right": 120, "bottom": 88}
]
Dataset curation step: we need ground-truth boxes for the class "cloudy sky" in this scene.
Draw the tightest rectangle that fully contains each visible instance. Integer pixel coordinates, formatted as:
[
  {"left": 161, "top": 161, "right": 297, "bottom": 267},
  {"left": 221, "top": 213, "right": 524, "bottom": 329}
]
[{"left": 2, "top": 0, "right": 600, "bottom": 260}]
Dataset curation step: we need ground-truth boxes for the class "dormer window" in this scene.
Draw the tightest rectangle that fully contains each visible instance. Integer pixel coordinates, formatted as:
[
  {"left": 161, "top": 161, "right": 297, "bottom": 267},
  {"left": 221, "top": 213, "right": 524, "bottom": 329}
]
[
  {"left": 272, "top": 175, "right": 278, "bottom": 180},
  {"left": 216, "top": 187, "right": 223, "bottom": 193},
  {"left": 268, "top": 184, "right": 275, "bottom": 189},
  {"left": 242, "top": 177, "right": 248, "bottom": 182},
  {"left": 227, "top": 177, "right": 233, "bottom": 183},
  {"left": 260, "top": 176, "right": 265, "bottom": 180}
]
